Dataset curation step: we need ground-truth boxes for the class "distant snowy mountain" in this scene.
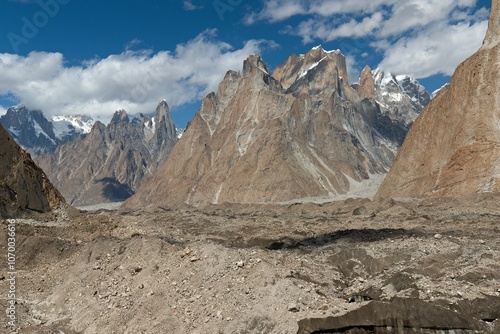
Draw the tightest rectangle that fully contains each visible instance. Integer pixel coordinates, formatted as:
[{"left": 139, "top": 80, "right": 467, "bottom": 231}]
[
  {"left": 176, "top": 128, "right": 185, "bottom": 139},
  {"left": 0, "top": 105, "right": 184, "bottom": 158},
  {"left": 372, "top": 69, "right": 431, "bottom": 126},
  {"left": 36, "top": 100, "right": 179, "bottom": 206},
  {"left": 52, "top": 115, "right": 94, "bottom": 139},
  {"left": 0, "top": 106, "right": 94, "bottom": 156}
]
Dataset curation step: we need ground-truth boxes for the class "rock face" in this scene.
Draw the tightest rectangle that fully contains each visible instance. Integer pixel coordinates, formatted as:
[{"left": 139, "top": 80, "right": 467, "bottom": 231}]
[
  {"left": 0, "top": 124, "right": 65, "bottom": 218},
  {"left": 297, "top": 298, "right": 486, "bottom": 334},
  {"left": 376, "top": 0, "right": 500, "bottom": 199},
  {"left": 0, "top": 106, "right": 93, "bottom": 156},
  {"left": 36, "top": 101, "right": 177, "bottom": 206},
  {"left": 124, "top": 47, "right": 429, "bottom": 208}
]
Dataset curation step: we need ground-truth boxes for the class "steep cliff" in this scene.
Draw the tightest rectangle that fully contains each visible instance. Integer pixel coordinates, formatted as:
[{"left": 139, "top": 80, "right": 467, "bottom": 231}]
[
  {"left": 0, "top": 124, "right": 65, "bottom": 218},
  {"left": 376, "top": 0, "right": 500, "bottom": 199}
]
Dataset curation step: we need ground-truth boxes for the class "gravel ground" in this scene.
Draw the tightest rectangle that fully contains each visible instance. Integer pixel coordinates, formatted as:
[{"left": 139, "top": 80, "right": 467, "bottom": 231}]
[{"left": 1, "top": 194, "right": 499, "bottom": 333}]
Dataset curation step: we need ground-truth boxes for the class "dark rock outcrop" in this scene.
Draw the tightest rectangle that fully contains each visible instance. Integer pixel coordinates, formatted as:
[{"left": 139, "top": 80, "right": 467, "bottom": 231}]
[
  {"left": 297, "top": 298, "right": 487, "bottom": 334},
  {"left": 0, "top": 124, "right": 65, "bottom": 218}
]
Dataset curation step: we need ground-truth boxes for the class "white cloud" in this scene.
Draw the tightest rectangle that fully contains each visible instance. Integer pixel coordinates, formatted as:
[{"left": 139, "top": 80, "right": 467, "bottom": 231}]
[
  {"left": 379, "top": 0, "right": 477, "bottom": 37},
  {"left": 345, "top": 54, "right": 361, "bottom": 83},
  {"left": 0, "top": 30, "right": 271, "bottom": 123},
  {"left": 245, "top": 0, "right": 306, "bottom": 24},
  {"left": 246, "top": 0, "right": 399, "bottom": 23},
  {"left": 296, "top": 12, "right": 384, "bottom": 43},
  {"left": 273, "top": 0, "right": 483, "bottom": 42},
  {"left": 183, "top": 0, "right": 203, "bottom": 11},
  {"left": 0, "top": 106, "right": 6, "bottom": 116},
  {"left": 377, "top": 20, "right": 488, "bottom": 78},
  {"left": 124, "top": 39, "right": 142, "bottom": 51},
  {"left": 249, "top": 0, "right": 489, "bottom": 79}
]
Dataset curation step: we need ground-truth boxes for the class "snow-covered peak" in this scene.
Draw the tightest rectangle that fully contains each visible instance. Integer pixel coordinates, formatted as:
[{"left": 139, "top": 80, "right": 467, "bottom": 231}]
[
  {"left": 52, "top": 115, "right": 94, "bottom": 134},
  {"left": 0, "top": 106, "right": 91, "bottom": 155},
  {"left": 373, "top": 69, "right": 398, "bottom": 86},
  {"left": 395, "top": 74, "right": 411, "bottom": 82},
  {"left": 312, "top": 45, "right": 342, "bottom": 54},
  {"left": 373, "top": 69, "right": 428, "bottom": 98},
  {"left": 299, "top": 45, "right": 343, "bottom": 58},
  {"left": 372, "top": 68, "right": 432, "bottom": 125}
]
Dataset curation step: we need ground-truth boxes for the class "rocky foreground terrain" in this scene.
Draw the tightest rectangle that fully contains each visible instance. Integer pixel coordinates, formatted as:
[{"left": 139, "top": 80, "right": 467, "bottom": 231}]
[{"left": 1, "top": 196, "right": 499, "bottom": 333}]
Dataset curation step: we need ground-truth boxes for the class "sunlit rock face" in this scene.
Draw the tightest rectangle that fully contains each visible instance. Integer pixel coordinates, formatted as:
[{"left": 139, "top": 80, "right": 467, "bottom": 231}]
[{"left": 377, "top": 0, "right": 500, "bottom": 200}]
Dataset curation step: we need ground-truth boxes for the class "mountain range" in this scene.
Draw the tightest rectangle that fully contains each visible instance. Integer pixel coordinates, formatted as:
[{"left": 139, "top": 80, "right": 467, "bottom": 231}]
[
  {"left": 2, "top": 0, "right": 498, "bottom": 213},
  {"left": 124, "top": 47, "right": 430, "bottom": 208},
  {"left": 0, "top": 106, "right": 94, "bottom": 156},
  {"left": 35, "top": 100, "right": 178, "bottom": 206},
  {"left": 1, "top": 49, "right": 430, "bottom": 208}
]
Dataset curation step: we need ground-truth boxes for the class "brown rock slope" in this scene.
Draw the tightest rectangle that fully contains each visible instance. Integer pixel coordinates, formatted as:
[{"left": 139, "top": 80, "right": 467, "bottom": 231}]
[
  {"left": 36, "top": 101, "right": 177, "bottom": 206},
  {"left": 376, "top": 0, "right": 500, "bottom": 199},
  {"left": 0, "top": 124, "right": 65, "bottom": 218},
  {"left": 3, "top": 196, "right": 500, "bottom": 333},
  {"left": 124, "top": 47, "right": 422, "bottom": 208}
]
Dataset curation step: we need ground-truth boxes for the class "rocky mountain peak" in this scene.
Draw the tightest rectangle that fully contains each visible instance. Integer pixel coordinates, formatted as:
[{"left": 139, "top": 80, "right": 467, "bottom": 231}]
[
  {"left": 110, "top": 110, "right": 129, "bottom": 124},
  {"left": 243, "top": 54, "right": 270, "bottom": 77},
  {"left": 124, "top": 45, "right": 429, "bottom": 208},
  {"left": 483, "top": 0, "right": 499, "bottom": 48},
  {"left": 154, "top": 100, "right": 172, "bottom": 124},
  {"left": 273, "top": 46, "right": 348, "bottom": 91},
  {"left": 91, "top": 120, "right": 106, "bottom": 131},
  {"left": 355, "top": 65, "right": 375, "bottom": 99},
  {"left": 242, "top": 55, "right": 283, "bottom": 93},
  {"left": 370, "top": 69, "right": 431, "bottom": 126},
  {"left": 0, "top": 106, "right": 89, "bottom": 156},
  {"left": 88, "top": 121, "right": 106, "bottom": 138},
  {"left": 153, "top": 100, "right": 177, "bottom": 154}
]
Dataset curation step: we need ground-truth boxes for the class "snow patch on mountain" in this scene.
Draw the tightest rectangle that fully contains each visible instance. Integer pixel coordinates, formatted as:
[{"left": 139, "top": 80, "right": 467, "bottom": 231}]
[
  {"left": 8, "top": 126, "right": 20, "bottom": 137},
  {"left": 432, "top": 84, "right": 449, "bottom": 98},
  {"left": 52, "top": 115, "right": 94, "bottom": 138},
  {"left": 176, "top": 128, "right": 185, "bottom": 139},
  {"left": 298, "top": 57, "right": 326, "bottom": 80},
  {"left": 33, "top": 121, "right": 56, "bottom": 145},
  {"left": 372, "top": 69, "right": 431, "bottom": 126}
]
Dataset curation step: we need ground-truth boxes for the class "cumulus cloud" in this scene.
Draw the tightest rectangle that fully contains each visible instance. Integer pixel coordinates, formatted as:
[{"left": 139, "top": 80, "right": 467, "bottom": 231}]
[
  {"left": 246, "top": 0, "right": 399, "bottom": 23},
  {"left": 0, "top": 106, "right": 6, "bottom": 116},
  {"left": 377, "top": 20, "right": 488, "bottom": 78},
  {"left": 296, "top": 12, "right": 384, "bottom": 43},
  {"left": 245, "top": 0, "right": 306, "bottom": 24},
  {"left": 345, "top": 54, "right": 361, "bottom": 83},
  {"left": 0, "top": 30, "right": 271, "bottom": 122},
  {"left": 247, "top": 0, "right": 489, "bottom": 79},
  {"left": 379, "top": 0, "right": 478, "bottom": 37}
]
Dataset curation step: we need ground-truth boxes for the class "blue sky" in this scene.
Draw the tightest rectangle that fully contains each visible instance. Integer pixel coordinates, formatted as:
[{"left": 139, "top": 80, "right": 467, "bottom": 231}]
[{"left": 0, "top": 0, "right": 492, "bottom": 127}]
